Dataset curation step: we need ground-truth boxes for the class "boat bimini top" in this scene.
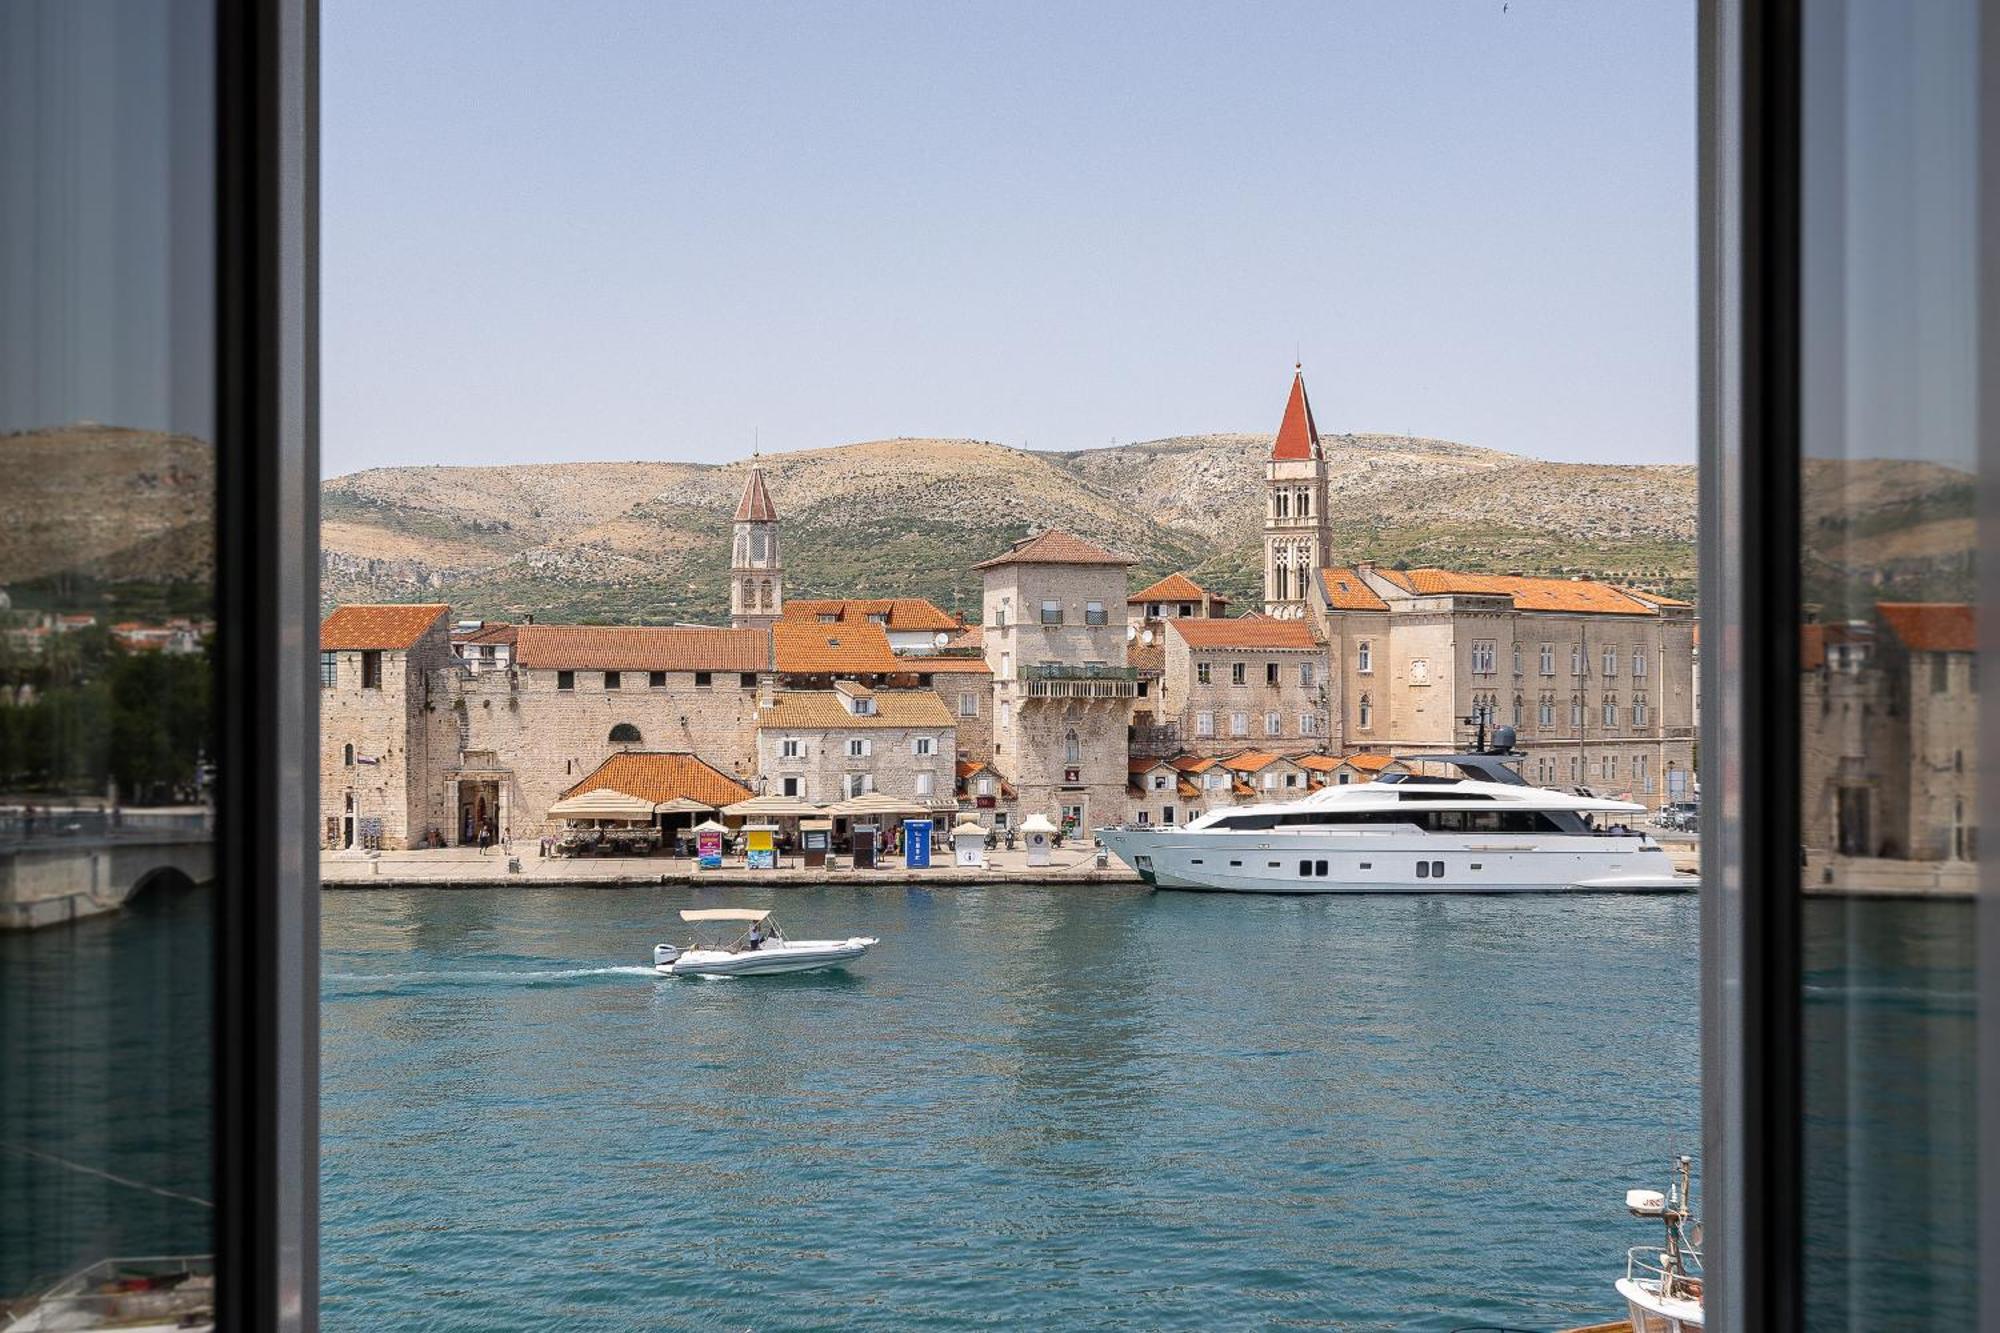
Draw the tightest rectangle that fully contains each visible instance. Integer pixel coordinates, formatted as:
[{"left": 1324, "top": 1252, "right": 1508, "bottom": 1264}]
[{"left": 680, "top": 908, "right": 772, "bottom": 923}]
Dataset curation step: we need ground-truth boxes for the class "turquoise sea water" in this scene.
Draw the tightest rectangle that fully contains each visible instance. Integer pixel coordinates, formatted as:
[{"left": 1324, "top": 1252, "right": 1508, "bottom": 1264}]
[{"left": 321, "top": 886, "right": 1704, "bottom": 1330}]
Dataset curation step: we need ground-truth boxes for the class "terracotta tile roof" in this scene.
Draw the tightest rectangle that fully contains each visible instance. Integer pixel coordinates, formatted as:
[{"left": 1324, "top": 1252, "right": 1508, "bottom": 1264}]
[
  {"left": 1614, "top": 586, "right": 1693, "bottom": 609},
  {"left": 971, "top": 528, "right": 1134, "bottom": 569},
  {"left": 1129, "top": 572, "right": 1222, "bottom": 605},
  {"left": 772, "top": 620, "right": 905, "bottom": 674},
  {"left": 957, "top": 759, "right": 993, "bottom": 780},
  {"left": 1176, "top": 778, "right": 1202, "bottom": 799},
  {"left": 1219, "top": 749, "right": 1285, "bottom": 773},
  {"left": 899, "top": 654, "right": 991, "bottom": 674},
  {"left": 1877, "top": 602, "right": 1975, "bottom": 653},
  {"left": 1397, "top": 569, "right": 1656, "bottom": 615},
  {"left": 945, "top": 625, "right": 984, "bottom": 652},
  {"left": 1127, "top": 640, "right": 1165, "bottom": 673},
  {"left": 1318, "top": 568, "right": 1390, "bottom": 612},
  {"left": 761, "top": 690, "right": 956, "bottom": 729},
  {"left": 1128, "top": 757, "right": 1176, "bottom": 774},
  {"left": 1167, "top": 618, "right": 1321, "bottom": 650},
  {"left": 1171, "top": 755, "right": 1219, "bottom": 773},
  {"left": 1271, "top": 367, "right": 1320, "bottom": 461},
  {"left": 514, "top": 624, "right": 768, "bottom": 671},
  {"left": 562, "top": 751, "right": 752, "bottom": 807},
  {"left": 833, "top": 680, "right": 876, "bottom": 699},
  {"left": 784, "top": 597, "right": 961, "bottom": 632},
  {"left": 1345, "top": 752, "right": 1397, "bottom": 772},
  {"left": 1294, "top": 754, "right": 1343, "bottom": 772},
  {"left": 320, "top": 603, "right": 450, "bottom": 651},
  {"left": 733, "top": 465, "right": 778, "bottom": 522},
  {"left": 451, "top": 621, "right": 518, "bottom": 646}
]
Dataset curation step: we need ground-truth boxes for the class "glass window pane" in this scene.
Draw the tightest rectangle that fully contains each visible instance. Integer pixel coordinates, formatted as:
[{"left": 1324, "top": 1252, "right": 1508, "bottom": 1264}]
[
  {"left": 0, "top": 0, "right": 218, "bottom": 1309},
  {"left": 1799, "top": 1, "right": 1979, "bottom": 1324}
]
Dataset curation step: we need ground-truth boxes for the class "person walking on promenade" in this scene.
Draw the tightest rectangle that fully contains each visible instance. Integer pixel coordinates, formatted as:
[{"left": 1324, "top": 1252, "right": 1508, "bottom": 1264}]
[{"left": 478, "top": 820, "right": 491, "bottom": 854}]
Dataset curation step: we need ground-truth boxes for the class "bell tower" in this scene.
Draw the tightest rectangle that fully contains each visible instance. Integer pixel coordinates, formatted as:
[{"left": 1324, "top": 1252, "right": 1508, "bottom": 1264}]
[
  {"left": 1263, "top": 364, "right": 1331, "bottom": 619},
  {"left": 729, "top": 459, "right": 783, "bottom": 630}
]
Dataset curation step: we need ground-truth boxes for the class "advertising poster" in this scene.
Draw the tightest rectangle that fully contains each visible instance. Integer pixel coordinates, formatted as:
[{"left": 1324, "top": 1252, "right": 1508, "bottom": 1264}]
[
  {"left": 905, "top": 819, "right": 931, "bottom": 869},
  {"left": 697, "top": 828, "right": 723, "bottom": 869},
  {"left": 746, "top": 827, "right": 776, "bottom": 870}
]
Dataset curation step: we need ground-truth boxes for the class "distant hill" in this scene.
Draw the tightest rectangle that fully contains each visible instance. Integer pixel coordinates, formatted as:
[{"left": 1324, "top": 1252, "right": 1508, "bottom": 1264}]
[
  {"left": 0, "top": 425, "right": 214, "bottom": 586},
  {"left": 319, "top": 432, "right": 1700, "bottom": 622}
]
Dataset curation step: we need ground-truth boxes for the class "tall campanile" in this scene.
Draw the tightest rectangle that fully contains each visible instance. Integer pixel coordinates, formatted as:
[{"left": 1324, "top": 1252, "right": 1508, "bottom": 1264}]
[
  {"left": 1263, "top": 365, "right": 1331, "bottom": 619},
  {"left": 729, "top": 460, "right": 784, "bottom": 630}
]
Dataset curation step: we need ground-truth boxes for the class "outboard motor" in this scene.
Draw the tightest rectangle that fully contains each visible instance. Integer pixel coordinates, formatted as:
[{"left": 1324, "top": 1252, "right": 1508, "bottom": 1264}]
[{"left": 653, "top": 943, "right": 681, "bottom": 969}]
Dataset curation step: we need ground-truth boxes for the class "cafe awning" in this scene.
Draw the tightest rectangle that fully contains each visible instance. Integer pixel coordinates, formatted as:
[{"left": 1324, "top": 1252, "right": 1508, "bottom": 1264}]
[
  {"left": 654, "top": 796, "right": 716, "bottom": 815},
  {"left": 547, "top": 788, "right": 656, "bottom": 821},
  {"left": 827, "top": 791, "right": 930, "bottom": 817},
  {"left": 721, "top": 794, "right": 826, "bottom": 818}
]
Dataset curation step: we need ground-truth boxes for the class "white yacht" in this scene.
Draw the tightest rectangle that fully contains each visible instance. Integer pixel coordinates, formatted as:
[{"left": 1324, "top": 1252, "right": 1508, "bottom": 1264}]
[
  {"left": 1098, "top": 738, "right": 1687, "bottom": 895},
  {"left": 653, "top": 909, "right": 877, "bottom": 977}
]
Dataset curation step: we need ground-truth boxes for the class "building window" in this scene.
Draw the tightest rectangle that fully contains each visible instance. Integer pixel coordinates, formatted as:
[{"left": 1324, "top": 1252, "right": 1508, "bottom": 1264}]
[
  {"left": 1540, "top": 643, "right": 1555, "bottom": 675},
  {"left": 1632, "top": 650, "right": 1647, "bottom": 678},
  {"left": 320, "top": 651, "right": 338, "bottom": 688},
  {"left": 1604, "top": 696, "right": 1618, "bottom": 728},
  {"left": 999, "top": 701, "right": 1011, "bottom": 729},
  {"left": 1275, "top": 489, "right": 1290, "bottom": 518},
  {"left": 915, "top": 736, "right": 936, "bottom": 757},
  {"left": 1230, "top": 712, "right": 1249, "bottom": 737},
  {"left": 361, "top": 650, "right": 382, "bottom": 689},
  {"left": 994, "top": 603, "right": 1007, "bottom": 628},
  {"left": 1148, "top": 602, "right": 1162, "bottom": 618},
  {"left": 781, "top": 738, "right": 802, "bottom": 759},
  {"left": 1300, "top": 660, "right": 1315, "bottom": 687},
  {"left": 959, "top": 691, "right": 978, "bottom": 716},
  {"left": 845, "top": 773, "right": 871, "bottom": 798},
  {"left": 608, "top": 723, "right": 641, "bottom": 744},
  {"left": 1512, "top": 643, "right": 1523, "bottom": 675},
  {"left": 1064, "top": 730, "right": 1080, "bottom": 763},
  {"left": 1001, "top": 651, "right": 1012, "bottom": 676},
  {"left": 1265, "top": 711, "right": 1282, "bottom": 736},
  {"left": 852, "top": 697, "right": 876, "bottom": 716},
  {"left": 1231, "top": 662, "right": 1246, "bottom": 686},
  {"left": 1512, "top": 695, "right": 1524, "bottom": 727},
  {"left": 342, "top": 743, "right": 354, "bottom": 767},
  {"left": 978, "top": 777, "right": 994, "bottom": 796},
  {"left": 1196, "top": 711, "right": 1214, "bottom": 737},
  {"left": 782, "top": 776, "right": 801, "bottom": 797},
  {"left": 1634, "top": 696, "right": 1649, "bottom": 727},
  {"left": 1197, "top": 662, "right": 1212, "bottom": 685},
  {"left": 649, "top": 670, "right": 666, "bottom": 688},
  {"left": 1472, "top": 641, "right": 1496, "bottom": 674},
  {"left": 1358, "top": 695, "right": 1372, "bottom": 729},
  {"left": 741, "top": 672, "right": 758, "bottom": 688},
  {"left": 1178, "top": 603, "right": 1193, "bottom": 617},
  {"left": 1357, "top": 641, "right": 1373, "bottom": 673},
  {"left": 1606, "top": 754, "right": 1619, "bottom": 781},
  {"left": 694, "top": 671, "right": 713, "bottom": 687},
  {"left": 557, "top": 670, "right": 575, "bottom": 691},
  {"left": 847, "top": 738, "right": 870, "bottom": 759},
  {"left": 1603, "top": 647, "right": 1619, "bottom": 677},
  {"left": 1265, "top": 662, "right": 1280, "bottom": 686},
  {"left": 605, "top": 670, "right": 621, "bottom": 690},
  {"left": 914, "top": 771, "right": 934, "bottom": 797},
  {"left": 1085, "top": 601, "right": 1106, "bottom": 626},
  {"left": 1571, "top": 644, "right": 1585, "bottom": 675},
  {"left": 1041, "top": 600, "right": 1063, "bottom": 625},
  {"left": 1539, "top": 695, "right": 1555, "bottom": 727},
  {"left": 1300, "top": 713, "right": 1318, "bottom": 736},
  {"left": 1571, "top": 696, "right": 1584, "bottom": 728}
]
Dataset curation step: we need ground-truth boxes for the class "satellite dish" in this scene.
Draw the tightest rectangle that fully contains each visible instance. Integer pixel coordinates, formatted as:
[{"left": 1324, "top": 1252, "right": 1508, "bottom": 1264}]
[
  {"left": 1127, "top": 624, "right": 1138, "bottom": 641},
  {"left": 934, "top": 632, "right": 950, "bottom": 648},
  {"left": 1141, "top": 629, "right": 1155, "bottom": 646}
]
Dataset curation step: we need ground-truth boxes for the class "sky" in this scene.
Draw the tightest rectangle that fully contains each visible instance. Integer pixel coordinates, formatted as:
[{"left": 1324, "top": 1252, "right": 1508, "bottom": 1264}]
[{"left": 322, "top": 1, "right": 1697, "bottom": 477}]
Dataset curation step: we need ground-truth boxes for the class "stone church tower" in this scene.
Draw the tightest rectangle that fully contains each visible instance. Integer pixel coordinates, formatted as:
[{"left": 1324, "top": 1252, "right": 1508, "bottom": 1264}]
[
  {"left": 1263, "top": 365, "right": 1332, "bottom": 619},
  {"left": 729, "top": 461, "right": 784, "bottom": 630}
]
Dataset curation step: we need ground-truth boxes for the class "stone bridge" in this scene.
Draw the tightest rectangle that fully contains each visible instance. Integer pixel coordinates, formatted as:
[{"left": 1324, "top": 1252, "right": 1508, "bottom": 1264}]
[{"left": 0, "top": 827, "right": 214, "bottom": 930}]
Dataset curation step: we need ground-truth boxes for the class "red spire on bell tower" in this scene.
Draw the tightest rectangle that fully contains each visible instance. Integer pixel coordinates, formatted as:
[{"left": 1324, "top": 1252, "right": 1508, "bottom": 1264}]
[{"left": 1270, "top": 363, "right": 1320, "bottom": 462}]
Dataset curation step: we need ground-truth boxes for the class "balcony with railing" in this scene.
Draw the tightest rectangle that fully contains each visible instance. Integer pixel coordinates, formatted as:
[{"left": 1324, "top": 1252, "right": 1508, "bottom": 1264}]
[{"left": 1019, "top": 663, "right": 1140, "bottom": 699}]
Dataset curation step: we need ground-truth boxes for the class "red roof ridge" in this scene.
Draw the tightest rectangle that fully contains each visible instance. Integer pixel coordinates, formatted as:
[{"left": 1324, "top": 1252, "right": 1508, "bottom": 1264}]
[
  {"left": 733, "top": 465, "right": 779, "bottom": 523},
  {"left": 1271, "top": 365, "right": 1320, "bottom": 462}
]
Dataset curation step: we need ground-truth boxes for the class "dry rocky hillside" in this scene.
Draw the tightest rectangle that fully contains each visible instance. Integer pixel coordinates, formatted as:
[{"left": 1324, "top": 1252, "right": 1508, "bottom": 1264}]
[
  {"left": 321, "top": 432, "right": 1701, "bottom": 623},
  {"left": 0, "top": 425, "right": 214, "bottom": 585}
]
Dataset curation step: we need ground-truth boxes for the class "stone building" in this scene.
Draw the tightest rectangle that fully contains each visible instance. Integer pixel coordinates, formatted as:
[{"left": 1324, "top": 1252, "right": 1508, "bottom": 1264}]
[
  {"left": 755, "top": 683, "right": 956, "bottom": 806},
  {"left": 1306, "top": 563, "right": 1696, "bottom": 807},
  {"left": 1263, "top": 366, "right": 1333, "bottom": 619},
  {"left": 1160, "top": 616, "right": 1330, "bottom": 758},
  {"left": 976, "top": 529, "right": 1137, "bottom": 835},
  {"left": 1800, "top": 603, "right": 1976, "bottom": 864},
  {"left": 450, "top": 619, "right": 516, "bottom": 675},
  {"left": 729, "top": 462, "right": 784, "bottom": 631},
  {"left": 318, "top": 603, "right": 455, "bottom": 850},
  {"left": 1127, "top": 572, "right": 1229, "bottom": 627},
  {"left": 449, "top": 624, "right": 769, "bottom": 842},
  {"left": 784, "top": 597, "right": 963, "bottom": 654}
]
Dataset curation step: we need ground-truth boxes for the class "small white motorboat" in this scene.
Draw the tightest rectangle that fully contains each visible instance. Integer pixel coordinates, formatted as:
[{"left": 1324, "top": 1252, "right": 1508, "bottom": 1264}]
[
  {"left": 1611, "top": 1155, "right": 1704, "bottom": 1332},
  {"left": 653, "top": 908, "right": 877, "bottom": 978}
]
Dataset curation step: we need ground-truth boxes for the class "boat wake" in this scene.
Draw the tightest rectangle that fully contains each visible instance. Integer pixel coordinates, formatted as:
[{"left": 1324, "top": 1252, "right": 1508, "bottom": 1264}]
[{"left": 324, "top": 964, "right": 660, "bottom": 995}]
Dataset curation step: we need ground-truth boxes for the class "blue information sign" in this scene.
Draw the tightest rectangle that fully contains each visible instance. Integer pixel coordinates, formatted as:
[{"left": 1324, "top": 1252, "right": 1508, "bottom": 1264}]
[{"left": 904, "top": 819, "right": 932, "bottom": 869}]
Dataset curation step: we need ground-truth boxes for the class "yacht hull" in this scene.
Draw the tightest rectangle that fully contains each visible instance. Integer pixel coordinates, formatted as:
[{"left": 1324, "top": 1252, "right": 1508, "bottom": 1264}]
[
  {"left": 1098, "top": 827, "right": 1690, "bottom": 895},
  {"left": 657, "top": 937, "right": 878, "bottom": 977}
]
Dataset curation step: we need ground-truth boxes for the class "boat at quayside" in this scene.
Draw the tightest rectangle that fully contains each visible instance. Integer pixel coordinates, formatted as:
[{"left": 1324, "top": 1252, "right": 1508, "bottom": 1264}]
[
  {"left": 652, "top": 908, "right": 878, "bottom": 977},
  {"left": 1096, "top": 729, "right": 1689, "bottom": 895}
]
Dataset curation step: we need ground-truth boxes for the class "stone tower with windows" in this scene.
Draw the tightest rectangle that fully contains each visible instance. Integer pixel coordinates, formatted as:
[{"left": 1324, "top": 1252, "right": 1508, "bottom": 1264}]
[
  {"left": 729, "top": 461, "right": 783, "bottom": 630},
  {"left": 1264, "top": 365, "right": 1332, "bottom": 619}
]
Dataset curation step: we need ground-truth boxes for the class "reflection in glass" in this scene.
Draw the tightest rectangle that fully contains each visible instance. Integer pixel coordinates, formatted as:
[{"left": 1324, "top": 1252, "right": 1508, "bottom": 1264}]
[
  {"left": 1799, "top": 0, "right": 1978, "bottom": 1325},
  {"left": 0, "top": 0, "right": 219, "bottom": 1318}
]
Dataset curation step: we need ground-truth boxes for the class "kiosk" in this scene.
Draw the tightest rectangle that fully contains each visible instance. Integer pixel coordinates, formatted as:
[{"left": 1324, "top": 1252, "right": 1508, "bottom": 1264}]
[
  {"left": 800, "top": 818, "right": 832, "bottom": 869},
  {"left": 693, "top": 818, "right": 727, "bottom": 870},
  {"left": 951, "top": 817, "right": 990, "bottom": 868},
  {"left": 1019, "top": 812, "right": 1056, "bottom": 868},
  {"left": 904, "top": 818, "right": 932, "bottom": 869},
  {"left": 852, "top": 823, "right": 879, "bottom": 870},
  {"left": 744, "top": 824, "right": 778, "bottom": 871}
]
